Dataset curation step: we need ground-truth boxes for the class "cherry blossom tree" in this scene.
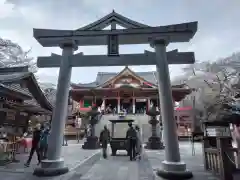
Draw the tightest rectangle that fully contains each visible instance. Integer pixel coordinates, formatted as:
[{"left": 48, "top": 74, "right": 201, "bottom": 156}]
[
  {"left": 0, "top": 37, "right": 37, "bottom": 73},
  {"left": 181, "top": 52, "right": 240, "bottom": 121}
]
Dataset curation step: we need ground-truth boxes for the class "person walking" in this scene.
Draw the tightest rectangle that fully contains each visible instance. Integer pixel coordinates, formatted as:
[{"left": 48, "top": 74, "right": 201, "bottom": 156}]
[
  {"left": 135, "top": 125, "right": 142, "bottom": 160},
  {"left": 113, "top": 107, "right": 116, "bottom": 116},
  {"left": 75, "top": 116, "right": 82, "bottom": 143},
  {"left": 99, "top": 125, "right": 110, "bottom": 159},
  {"left": 24, "top": 124, "right": 42, "bottom": 167},
  {"left": 126, "top": 122, "right": 137, "bottom": 161},
  {"left": 39, "top": 126, "right": 50, "bottom": 160},
  {"left": 62, "top": 125, "right": 68, "bottom": 146}
]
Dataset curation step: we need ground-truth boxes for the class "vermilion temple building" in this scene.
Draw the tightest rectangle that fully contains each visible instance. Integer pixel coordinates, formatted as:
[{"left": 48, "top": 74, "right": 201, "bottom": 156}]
[{"left": 70, "top": 66, "right": 193, "bottom": 127}]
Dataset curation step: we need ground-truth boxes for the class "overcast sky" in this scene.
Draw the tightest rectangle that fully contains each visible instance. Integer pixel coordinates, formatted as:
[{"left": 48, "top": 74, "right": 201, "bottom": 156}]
[{"left": 1, "top": 0, "right": 239, "bottom": 85}]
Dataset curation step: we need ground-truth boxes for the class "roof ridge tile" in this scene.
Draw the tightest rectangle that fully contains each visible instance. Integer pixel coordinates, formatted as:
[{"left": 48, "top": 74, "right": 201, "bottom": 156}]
[{"left": 0, "top": 66, "right": 29, "bottom": 74}]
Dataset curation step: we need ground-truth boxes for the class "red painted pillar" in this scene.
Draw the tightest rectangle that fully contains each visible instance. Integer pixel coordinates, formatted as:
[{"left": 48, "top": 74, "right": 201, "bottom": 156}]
[
  {"left": 147, "top": 98, "right": 150, "bottom": 111},
  {"left": 79, "top": 100, "right": 83, "bottom": 110}
]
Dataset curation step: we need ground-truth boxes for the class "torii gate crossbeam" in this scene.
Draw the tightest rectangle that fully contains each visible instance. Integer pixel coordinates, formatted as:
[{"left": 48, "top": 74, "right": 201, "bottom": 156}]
[{"left": 37, "top": 50, "right": 195, "bottom": 68}]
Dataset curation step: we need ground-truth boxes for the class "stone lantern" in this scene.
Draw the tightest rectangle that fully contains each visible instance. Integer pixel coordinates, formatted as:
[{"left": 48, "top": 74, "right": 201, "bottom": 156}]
[
  {"left": 145, "top": 105, "right": 164, "bottom": 149},
  {"left": 82, "top": 105, "right": 101, "bottom": 149}
]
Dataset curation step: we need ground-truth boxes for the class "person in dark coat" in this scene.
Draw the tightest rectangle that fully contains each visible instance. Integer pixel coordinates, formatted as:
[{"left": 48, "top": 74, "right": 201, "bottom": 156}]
[
  {"left": 24, "top": 124, "right": 42, "bottom": 167},
  {"left": 39, "top": 127, "right": 50, "bottom": 160},
  {"left": 99, "top": 125, "right": 110, "bottom": 159},
  {"left": 126, "top": 122, "right": 137, "bottom": 161}
]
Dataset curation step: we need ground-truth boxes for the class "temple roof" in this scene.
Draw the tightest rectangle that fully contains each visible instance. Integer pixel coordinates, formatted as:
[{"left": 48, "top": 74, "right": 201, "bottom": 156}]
[
  {"left": 70, "top": 67, "right": 191, "bottom": 102},
  {"left": 71, "top": 66, "right": 188, "bottom": 89},
  {"left": 71, "top": 66, "right": 158, "bottom": 89},
  {"left": 0, "top": 66, "right": 53, "bottom": 112},
  {"left": 0, "top": 83, "right": 32, "bottom": 100}
]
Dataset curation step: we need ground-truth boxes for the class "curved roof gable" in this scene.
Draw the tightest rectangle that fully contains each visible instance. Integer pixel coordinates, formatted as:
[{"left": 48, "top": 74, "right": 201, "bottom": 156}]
[
  {"left": 77, "top": 10, "right": 149, "bottom": 31},
  {"left": 97, "top": 66, "right": 157, "bottom": 88},
  {"left": 71, "top": 67, "right": 159, "bottom": 89}
]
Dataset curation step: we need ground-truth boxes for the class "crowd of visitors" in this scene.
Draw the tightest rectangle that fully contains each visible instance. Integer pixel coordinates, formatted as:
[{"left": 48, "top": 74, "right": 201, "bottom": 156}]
[
  {"left": 21, "top": 107, "right": 143, "bottom": 167},
  {"left": 104, "top": 104, "right": 147, "bottom": 115}
]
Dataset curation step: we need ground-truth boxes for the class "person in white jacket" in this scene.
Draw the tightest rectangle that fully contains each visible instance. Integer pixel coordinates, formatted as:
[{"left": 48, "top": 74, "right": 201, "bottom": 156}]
[{"left": 135, "top": 125, "right": 142, "bottom": 159}]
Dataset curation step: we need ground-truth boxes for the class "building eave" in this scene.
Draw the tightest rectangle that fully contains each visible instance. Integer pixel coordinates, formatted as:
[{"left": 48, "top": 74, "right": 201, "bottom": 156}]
[
  {"left": 70, "top": 82, "right": 97, "bottom": 89},
  {"left": 70, "top": 87, "right": 192, "bottom": 102},
  {"left": 26, "top": 74, "right": 53, "bottom": 111},
  {"left": 5, "top": 101, "right": 52, "bottom": 115},
  {"left": 0, "top": 66, "right": 53, "bottom": 111},
  {"left": 0, "top": 83, "right": 32, "bottom": 100},
  {"left": 70, "top": 87, "right": 191, "bottom": 92}
]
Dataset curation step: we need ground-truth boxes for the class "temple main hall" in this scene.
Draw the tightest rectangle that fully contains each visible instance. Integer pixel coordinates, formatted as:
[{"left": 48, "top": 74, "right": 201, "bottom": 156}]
[
  {"left": 71, "top": 66, "right": 191, "bottom": 111},
  {"left": 70, "top": 66, "right": 193, "bottom": 137}
]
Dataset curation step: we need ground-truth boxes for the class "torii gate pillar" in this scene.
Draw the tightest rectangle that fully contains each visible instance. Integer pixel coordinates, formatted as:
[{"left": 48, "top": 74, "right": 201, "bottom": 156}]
[
  {"left": 153, "top": 39, "right": 193, "bottom": 179},
  {"left": 34, "top": 41, "right": 77, "bottom": 176}
]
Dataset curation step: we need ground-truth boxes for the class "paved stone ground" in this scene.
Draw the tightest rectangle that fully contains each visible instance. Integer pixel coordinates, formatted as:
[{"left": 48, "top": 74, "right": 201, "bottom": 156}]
[
  {"left": 3, "top": 141, "right": 236, "bottom": 180},
  {"left": 67, "top": 142, "right": 219, "bottom": 180},
  {"left": 66, "top": 142, "right": 219, "bottom": 180},
  {"left": 0, "top": 142, "right": 100, "bottom": 180},
  {"left": 145, "top": 142, "right": 219, "bottom": 180},
  {"left": 72, "top": 150, "right": 155, "bottom": 180}
]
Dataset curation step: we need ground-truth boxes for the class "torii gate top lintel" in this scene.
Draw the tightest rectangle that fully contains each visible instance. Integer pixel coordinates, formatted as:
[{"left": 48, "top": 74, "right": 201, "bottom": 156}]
[
  {"left": 77, "top": 10, "right": 150, "bottom": 30},
  {"left": 33, "top": 11, "right": 198, "bottom": 47}
]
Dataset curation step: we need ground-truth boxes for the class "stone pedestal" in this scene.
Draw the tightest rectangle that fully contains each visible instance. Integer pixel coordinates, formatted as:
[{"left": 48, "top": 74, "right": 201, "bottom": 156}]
[
  {"left": 33, "top": 159, "right": 68, "bottom": 177},
  {"left": 145, "top": 106, "right": 164, "bottom": 150},
  {"left": 82, "top": 106, "right": 101, "bottom": 150},
  {"left": 145, "top": 136, "right": 164, "bottom": 149},
  {"left": 82, "top": 136, "right": 100, "bottom": 149},
  {"left": 157, "top": 161, "right": 193, "bottom": 180}
]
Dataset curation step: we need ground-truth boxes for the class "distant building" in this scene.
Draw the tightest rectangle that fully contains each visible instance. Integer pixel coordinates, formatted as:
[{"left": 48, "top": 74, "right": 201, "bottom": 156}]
[{"left": 0, "top": 66, "right": 52, "bottom": 135}]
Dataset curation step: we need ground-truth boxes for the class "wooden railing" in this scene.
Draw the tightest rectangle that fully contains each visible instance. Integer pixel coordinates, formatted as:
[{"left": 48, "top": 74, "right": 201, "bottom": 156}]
[
  {"left": 0, "top": 140, "right": 19, "bottom": 164},
  {"left": 204, "top": 148, "right": 222, "bottom": 176},
  {"left": 203, "top": 137, "right": 238, "bottom": 180}
]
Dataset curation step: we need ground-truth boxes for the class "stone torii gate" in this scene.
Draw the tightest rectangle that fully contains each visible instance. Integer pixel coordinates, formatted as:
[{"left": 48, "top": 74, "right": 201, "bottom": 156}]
[{"left": 33, "top": 11, "right": 197, "bottom": 179}]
